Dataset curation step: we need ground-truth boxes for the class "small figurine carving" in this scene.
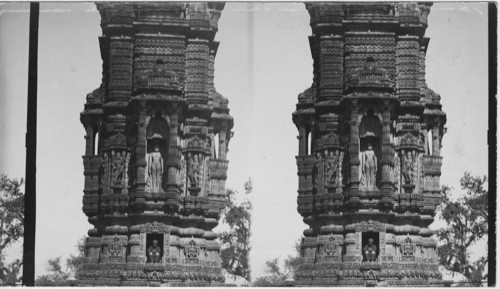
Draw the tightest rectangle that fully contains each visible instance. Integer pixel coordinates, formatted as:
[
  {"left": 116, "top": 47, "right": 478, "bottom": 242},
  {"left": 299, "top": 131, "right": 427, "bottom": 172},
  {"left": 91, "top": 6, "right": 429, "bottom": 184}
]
[
  {"left": 188, "top": 154, "right": 201, "bottom": 188},
  {"left": 112, "top": 151, "right": 125, "bottom": 186},
  {"left": 403, "top": 237, "right": 415, "bottom": 256},
  {"left": 325, "top": 237, "right": 336, "bottom": 256},
  {"left": 147, "top": 144, "right": 164, "bottom": 190},
  {"left": 361, "top": 143, "right": 377, "bottom": 189},
  {"left": 109, "top": 237, "right": 121, "bottom": 256},
  {"left": 185, "top": 240, "right": 199, "bottom": 261},
  {"left": 326, "top": 151, "right": 340, "bottom": 186},
  {"left": 147, "top": 240, "right": 162, "bottom": 263},
  {"left": 402, "top": 150, "right": 414, "bottom": 185},
  {"left": 363, "top": 238, "right": 377, "bottom": 262}
]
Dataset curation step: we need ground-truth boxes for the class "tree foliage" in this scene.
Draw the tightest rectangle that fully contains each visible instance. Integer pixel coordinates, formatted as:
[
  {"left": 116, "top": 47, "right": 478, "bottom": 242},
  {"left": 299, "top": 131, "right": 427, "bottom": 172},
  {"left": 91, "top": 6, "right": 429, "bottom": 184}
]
[
  {"left": 252, "top": 238, "right": 301, "bottom": 286},
  {"left": 438, "top": 172, "right": 488, "bottom": 286},
  {"left": 219, "top": 179, "right": 252, "bottom": 282},
  {"left": 0, "top": 174, "right": 24, "bottom": 285},
  {"left": 35, "top": 237, "right": 86, "bottom": 286}
]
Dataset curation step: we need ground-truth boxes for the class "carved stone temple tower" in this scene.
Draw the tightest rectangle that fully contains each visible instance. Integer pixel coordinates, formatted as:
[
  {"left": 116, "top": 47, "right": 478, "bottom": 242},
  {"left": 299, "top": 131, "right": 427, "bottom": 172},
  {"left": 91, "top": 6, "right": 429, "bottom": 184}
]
[
  {"left": 78, "top": 3, "right": 233, "bottom": 286},
  {"left": 292, "top": 3, "right": 448, "bottom": 287}
]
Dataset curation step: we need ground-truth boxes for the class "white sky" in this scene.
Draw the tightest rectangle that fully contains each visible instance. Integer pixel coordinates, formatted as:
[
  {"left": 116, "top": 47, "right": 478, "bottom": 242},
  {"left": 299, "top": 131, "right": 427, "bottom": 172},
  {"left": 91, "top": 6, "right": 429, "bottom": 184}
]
[{"left": 0, "top": 2, "right": 490, "bottom": 281}]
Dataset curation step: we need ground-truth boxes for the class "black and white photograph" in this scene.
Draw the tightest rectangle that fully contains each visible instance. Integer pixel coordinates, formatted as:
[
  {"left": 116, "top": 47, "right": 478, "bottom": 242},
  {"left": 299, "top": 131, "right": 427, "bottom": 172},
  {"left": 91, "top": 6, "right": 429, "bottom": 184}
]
[{"left": 0, "top": 1, "right": 494, "bottom": 287}]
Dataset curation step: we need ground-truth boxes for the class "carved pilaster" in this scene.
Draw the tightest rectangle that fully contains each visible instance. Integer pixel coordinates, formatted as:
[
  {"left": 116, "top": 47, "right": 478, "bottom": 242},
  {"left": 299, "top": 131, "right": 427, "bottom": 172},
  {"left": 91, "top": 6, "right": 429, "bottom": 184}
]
[
  {"left": 298, "top": 126, "right": 307, "bottom": 156},
  {"left": 85, "top": 126, "right": 94, "bottom": 156},
  {"left": 218, "top": 129, "right": 227, "bottom": 160},
  {"left": 135, "top": 103, "right": 147, "bottom": 187},
  {"left": 348, "top": 102, "right": 360, "bottom": 189},
  {"left": 431, "top": 126, "right": 440, "bottom": 156},
  {"left": 380, "top": 106, "right": 393, "bottom": 189},
  {"left": 167, "top": 111, "right": 180, "bottom": 187}
]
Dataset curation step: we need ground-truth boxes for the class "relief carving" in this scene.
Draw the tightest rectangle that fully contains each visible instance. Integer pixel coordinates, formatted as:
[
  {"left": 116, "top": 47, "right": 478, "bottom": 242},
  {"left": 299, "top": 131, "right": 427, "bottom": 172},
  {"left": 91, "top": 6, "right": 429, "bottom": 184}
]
[
  {"left": 111, "top": 151, "right": 126, "bottom": 187},
  {"left": 402, "top": 150, "right": 416, "bottom": 185},
  {"left": 361, "top": 143, "right": 377, "bottom": 189},
  {"left": 325, "top": 150, "right": 340, "bottom": 186},
  {"left": 146, "top": 144, "right": 164, "bottom": 190},
  {"left": 188, "top": 153, "right": 202, "bottom": 188},
  {"left": 108, "top": 237, "right": 122, "bottom": 256},
  {"left": 393, "top": 152, "right": 400, "bottom": 192},
  {"left": 185, "top": 240, "right": 199, "bottom": 263}
]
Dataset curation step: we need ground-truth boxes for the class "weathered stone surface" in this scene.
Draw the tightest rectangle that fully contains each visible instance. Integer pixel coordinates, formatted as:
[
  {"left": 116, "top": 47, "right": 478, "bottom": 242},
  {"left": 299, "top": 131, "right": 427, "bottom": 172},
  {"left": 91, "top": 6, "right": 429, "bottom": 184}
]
[
  {"left": 79, "top": 2, "right": 233, "bottom": 286},
  {"left": 292, "top": 3, "right": 447, "bottom": 286}
]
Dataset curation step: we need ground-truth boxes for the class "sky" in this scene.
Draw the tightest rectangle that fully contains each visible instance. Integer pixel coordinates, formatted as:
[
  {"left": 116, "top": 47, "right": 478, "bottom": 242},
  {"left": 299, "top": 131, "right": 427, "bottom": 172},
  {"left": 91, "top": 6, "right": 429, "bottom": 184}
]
[{"left": 0, "top": 1, "right": 490, "bottom": 281}]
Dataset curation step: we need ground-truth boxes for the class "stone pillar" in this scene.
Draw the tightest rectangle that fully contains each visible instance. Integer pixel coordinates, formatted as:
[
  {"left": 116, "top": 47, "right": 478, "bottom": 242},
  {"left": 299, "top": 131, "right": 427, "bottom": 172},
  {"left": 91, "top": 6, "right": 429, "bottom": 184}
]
[
  {"left": 432, "top": 126, "right": 440, "bottom": 156},
  {"left": 136, "top": 103, "right": 147, "bottom": 187},
  {"left": 298, "top": 126, "right": 307, "bottom": 156},
  {"left": 85, "top": 126, "right": 94, "bottom": 156},
  {"left": 348, "top": 102, "right": 360, "bottom": 189},
  {"left": 167, "top": 111, "right": 180, "bottom": 185},
  {"left": 218, "top": 129, "right": 227, "bottom": 160},
  {"left": 380, "top": 106, "right": 392, "bottom": 189}
]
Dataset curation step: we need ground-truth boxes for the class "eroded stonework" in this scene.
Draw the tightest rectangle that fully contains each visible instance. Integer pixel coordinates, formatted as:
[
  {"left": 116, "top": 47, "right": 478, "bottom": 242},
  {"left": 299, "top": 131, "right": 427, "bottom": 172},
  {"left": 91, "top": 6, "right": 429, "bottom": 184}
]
[
  {"left": 292, "top": 3, "right": 449, "bottom": 287},
  {"left": 79, "top": 2, "right": 233, "bottom": 286}
]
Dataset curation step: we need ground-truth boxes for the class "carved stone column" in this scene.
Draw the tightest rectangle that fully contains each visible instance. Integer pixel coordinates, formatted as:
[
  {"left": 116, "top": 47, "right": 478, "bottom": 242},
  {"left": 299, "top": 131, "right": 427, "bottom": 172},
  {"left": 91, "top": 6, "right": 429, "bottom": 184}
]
[
  {"left": 135, "top": 103, "right": 147, "bottom": 191},
  {"left": 85, "top": 126, "right": 94, "bottom": 155},
  {"left": 348, "top": 102, "right": 360, "bottom": 189},
  {"left": 379, "top": 105, "right": 393, "bottom": 189},
  {"left": 167, "top": 110, "right": 180, "bottom": 187},
  {"left": 298, "top": 126, "right": 307, "bottom": 156},
  {"left": 431, "top": 125, "right": 440, "bottom": 156},
  {"left": 218, "top": 128, "right": 227, "bottom": 160}
]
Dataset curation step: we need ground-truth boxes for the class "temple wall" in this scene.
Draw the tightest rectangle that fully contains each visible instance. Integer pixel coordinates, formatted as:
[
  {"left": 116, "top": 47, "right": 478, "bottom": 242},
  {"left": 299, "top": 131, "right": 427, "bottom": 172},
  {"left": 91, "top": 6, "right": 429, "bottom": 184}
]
[
  {"left": 79, "top": 3, "right": 233, "bottom": 286},
  {"left": 293, "top": 3, "right": 447, "bottom": 286}
]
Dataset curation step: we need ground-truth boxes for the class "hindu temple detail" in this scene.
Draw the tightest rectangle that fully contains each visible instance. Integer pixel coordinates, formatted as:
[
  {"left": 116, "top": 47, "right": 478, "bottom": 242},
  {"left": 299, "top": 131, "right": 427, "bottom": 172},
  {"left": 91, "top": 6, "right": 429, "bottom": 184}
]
[
  {"left": 293, "top": 3, "right": 448, "bottom": 286},
  {"left": 79, "top": 2, "right": 233, "bottom": 286}
]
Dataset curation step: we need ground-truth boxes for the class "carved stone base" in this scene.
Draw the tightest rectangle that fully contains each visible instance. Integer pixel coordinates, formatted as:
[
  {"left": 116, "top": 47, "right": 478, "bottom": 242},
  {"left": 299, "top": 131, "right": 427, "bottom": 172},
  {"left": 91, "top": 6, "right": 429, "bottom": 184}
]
[{"left": 188, "top": 187, "right": 201, "bottom": 197}]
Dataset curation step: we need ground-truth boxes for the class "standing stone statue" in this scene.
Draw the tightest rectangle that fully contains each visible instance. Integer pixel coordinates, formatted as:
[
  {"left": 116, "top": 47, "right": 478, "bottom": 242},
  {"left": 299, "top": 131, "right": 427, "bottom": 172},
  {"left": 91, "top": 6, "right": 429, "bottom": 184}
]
[
  {"left": 188, "top": 154, "right": 201, "bottom": 188},
  {"left": 363, "top": 238, "right": 377, "bottom": 262},
  {"left": 402, "top": 150, "right": 414, "bottom": 185},
  {"left": 147, "top": 240, "right": 162, "bottom": 263},
  {"left": 326, "top": 151, "right": 340, "bottom": 186},
  {"left": 147, "top": 144, "right": 164, "bottom": 190},
  {"left": 361, "top": 143, "right": 377, "bottom": 189}
]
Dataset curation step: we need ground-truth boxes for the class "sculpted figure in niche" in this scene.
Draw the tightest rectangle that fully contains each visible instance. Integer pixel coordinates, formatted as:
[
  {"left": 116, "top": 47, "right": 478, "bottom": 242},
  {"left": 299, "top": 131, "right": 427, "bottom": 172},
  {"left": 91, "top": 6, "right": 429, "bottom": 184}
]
[
  {"left": 363, "top": 238, "right": 377, "bottom": 262},
  {"left": 147, "top": 240, "right": 162, "bottom": 263},
  {"left": 147, "top": 144, "right": 164, "bottom": 190},
  {"left": 326, "top": 151, "right": 340, "bottom": 186},
  {"left": 361, "top": 143, "right": 377, "bottom": 189},
  {"left": 402, "top": 238, "right": 415, "bottom": 256},
  {"left": 112, "top": 151, "right": 125, "bottom": 186},
  {"left": 188, "top": 154, "right": 201, "bottom": 188},
  {"left": 403, "top": 151, "right": 414, "bottom": 185},
  {"left": 109, "top": 244, "right": 120, "bottom": 256}
]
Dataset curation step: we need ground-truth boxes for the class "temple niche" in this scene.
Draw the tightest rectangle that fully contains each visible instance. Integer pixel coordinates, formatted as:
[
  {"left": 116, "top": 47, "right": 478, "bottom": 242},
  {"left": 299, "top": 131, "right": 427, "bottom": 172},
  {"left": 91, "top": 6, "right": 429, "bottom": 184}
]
[
  {"left": 359, "top": 112, "right": 382, "bottom": 190},
  {"left": 293, "top": 2, "right": 448, "bottom": 287},
  {"left": 145, "top": 112, "right": 169, "bottom": 192},
  {"left": 79, "top": 2, "right": 233, "bottom": 286}
]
